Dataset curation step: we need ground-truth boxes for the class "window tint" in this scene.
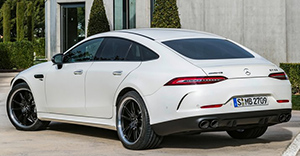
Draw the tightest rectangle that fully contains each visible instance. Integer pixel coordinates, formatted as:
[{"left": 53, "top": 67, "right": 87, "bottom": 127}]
[
  {"left": 163, "top": 39, "right": 254, "bottom": 60},
  {"left": 140, "top": 45, "right": 159, "bottom": 61},
  {"left": 96, "top": 38, "right": 132, "bottom": 61},
  {"left": 125, "top": 43, "right": 159, "bottom": 61},
  {"left": 63, "top": 38, "right": 103, "bottom": 63},
  {"left": 126, "top": 43, "right": 142, "bottom": 61},
  {"left": 95, "top": 38, "right": 159, "bottom": 61}
]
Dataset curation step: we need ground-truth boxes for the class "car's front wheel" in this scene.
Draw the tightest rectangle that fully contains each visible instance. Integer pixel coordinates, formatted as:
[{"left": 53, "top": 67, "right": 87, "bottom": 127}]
[
  {"left": 7, "top": 82, "right": 50, "bottom": 131},
  {"left": 116, "top": 91, "right": 163, "bottom": 150},
  {"left": 227, "top": 126, "right": 268, "bottom": 139}
]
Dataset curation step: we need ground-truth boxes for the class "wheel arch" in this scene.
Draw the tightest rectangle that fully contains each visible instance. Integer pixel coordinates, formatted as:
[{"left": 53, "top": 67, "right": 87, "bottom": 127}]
[
  {"left": 116, "top": 87, "right": 141, "bottom": 106},
  {"left": 12, "top": 78, "right": 29, "bottom": 88}
]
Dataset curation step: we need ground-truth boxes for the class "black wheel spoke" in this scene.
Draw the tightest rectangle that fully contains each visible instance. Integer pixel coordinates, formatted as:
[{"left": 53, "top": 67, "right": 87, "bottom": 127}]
[
  {"left": 127, "top": 128, "right": 133, "bottom": 140},
  {"left": 12, "top": 100, "right": 23, "bottom": 107},
  {"left": 123, "top": 124, "right": 130, "bottom": 134},
  {"left": 19, "top": 92, "right": 25, "bottom": 101},
  {"left": 27, "top": 114, "right": 35, "bottom": 123},
  {"left": 25, "top": 92, "right": 33, "bottom": 104},
  {"left": 130, "top": 101, "right": 136, "bottom": 116},
  {"left": 133, "top": 128, "right": 138, "bottom": 140},
  {"left": 121, "top": 115, "right": 131, "bottom": 121},
  {"left": 124, "top": 107, "right": 133, "bottom": 117},
  {"left": 12, "top": 107, "right": 22, "bottom": 111}
]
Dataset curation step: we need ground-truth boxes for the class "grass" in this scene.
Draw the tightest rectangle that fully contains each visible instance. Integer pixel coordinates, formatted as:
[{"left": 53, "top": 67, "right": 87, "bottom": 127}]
[{"left": 292, "top": 95, "right": 300, "bottom": 110}]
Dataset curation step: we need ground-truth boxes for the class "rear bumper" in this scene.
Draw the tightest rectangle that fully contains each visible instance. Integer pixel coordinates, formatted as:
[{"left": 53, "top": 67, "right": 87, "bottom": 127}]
[{"left": 151, "top": 109, "right": 292, "bottom": 136}]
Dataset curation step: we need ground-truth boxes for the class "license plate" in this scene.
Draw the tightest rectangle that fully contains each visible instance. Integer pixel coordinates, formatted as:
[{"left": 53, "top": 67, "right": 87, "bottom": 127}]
[{"left": 233, "top": 96, "right": 268, "bottom": 108}]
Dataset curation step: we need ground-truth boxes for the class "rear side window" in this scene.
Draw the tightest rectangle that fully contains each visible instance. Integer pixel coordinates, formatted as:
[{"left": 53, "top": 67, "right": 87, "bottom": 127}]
[
  {"left": 95, "top": 37, "right": 159, "bottom": 61},
  {"left": 140, "top": 45, "right": 159, "bottom": 61},
  {"left": 96, "top": 38, "right": 132, "bottom": 61},
  {"left": 126, "top": 43, "right": 159, "bottom": 61},
  {"left": 163, "top": 39, "right": 254, "bottom": 60}
]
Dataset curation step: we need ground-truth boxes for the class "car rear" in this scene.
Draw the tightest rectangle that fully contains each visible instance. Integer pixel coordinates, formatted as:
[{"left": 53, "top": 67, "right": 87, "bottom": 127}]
[{"left": 145, "top": 38, "right": 291, "bottom": 136}]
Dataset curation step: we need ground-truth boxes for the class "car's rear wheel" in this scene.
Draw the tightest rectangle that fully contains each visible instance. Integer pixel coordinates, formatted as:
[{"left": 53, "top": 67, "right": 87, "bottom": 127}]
[
  {"left": 7, "top": 83, "right": 50, "bottom": 131},
  {"left": 227, "top": 126, "right": 268, "bottom": 139},
  {"left": 116, "top": 91, "right": 163, "bottom": 150}
]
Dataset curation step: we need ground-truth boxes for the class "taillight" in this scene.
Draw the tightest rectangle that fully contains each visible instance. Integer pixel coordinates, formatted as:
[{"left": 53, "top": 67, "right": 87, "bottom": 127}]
[
  {"left": 277, "top": 100, "right": 289, "bottom": 103},
  {"left": 201, "top": 104, "right": 223, "bottom": 109},
  {"left": 269, "top": 72, "right": 288, "bottom": 80},
  {"left": 164, "top": 76, "right": 227, "bottom": 86}
]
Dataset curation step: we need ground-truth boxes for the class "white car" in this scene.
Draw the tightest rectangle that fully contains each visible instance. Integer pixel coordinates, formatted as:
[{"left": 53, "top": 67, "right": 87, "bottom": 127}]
[{"left": 7, "top": 28, "right": 292, "bottom": 150}]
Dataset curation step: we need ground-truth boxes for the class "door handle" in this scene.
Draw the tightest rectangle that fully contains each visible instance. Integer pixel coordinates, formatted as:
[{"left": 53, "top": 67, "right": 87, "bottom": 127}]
[
  {"left": 74, "top": 70, "right": 83, "bottom": 75},
  {"left": 112, "top": 71, "right": 123, "bottom": 76}
]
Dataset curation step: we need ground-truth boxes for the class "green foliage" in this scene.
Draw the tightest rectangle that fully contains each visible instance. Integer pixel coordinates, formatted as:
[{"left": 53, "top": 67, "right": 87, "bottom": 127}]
[
  {"left": 33, "top": 37, "right": 45, "bottom": 56},
  {"left": 151, "top": 0, "right": 181, "bottom": 28},
  {"left": 27, "top": 1, "right": 34, "bottom": 41},
  {"left": 32, "top": 0, "right": 45, "bottom": 37},
  {"left": 0, "top": 0, "right": 45, "bottom": 41},
  {"left": 2, "top": 1, "right": 11, "bottom": 42},
  {"left": 280, "top": 63, "right": 300, "bottom": 94},
  {"left": 0, "top": 41, "right": 34, "bottom": 69},
  {"left": 87, "top": 0, "right": 110, "bottom": 37},
  {"left": 17, "top": 0, "right": 25, "bottom": 41},
  {"left": 292, "top": 95, "right": 300, "bottom": 110},
  {"left": 0, "top": 43, "right": 11, "bottom": 68}
]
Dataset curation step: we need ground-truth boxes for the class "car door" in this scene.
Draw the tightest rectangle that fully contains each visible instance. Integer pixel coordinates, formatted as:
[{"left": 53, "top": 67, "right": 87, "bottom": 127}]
[
  {"left": 45, "top": 38, "right": 103, "bottom": 115},
  {"left": 85, "top": 38, "right": 142, "bottom": 118}
]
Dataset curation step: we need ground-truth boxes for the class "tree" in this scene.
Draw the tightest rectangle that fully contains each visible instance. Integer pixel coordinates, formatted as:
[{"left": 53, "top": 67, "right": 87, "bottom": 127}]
[
  {"left": 33, "top": 0, "right": 44, "bottom": 37},
  {"left": 151, "top": 0, "right": 181, "bottom": 28},
  {"left": 87, "top": 0, "right": 110, "bottom": 37},
  {"left": 27, "top": 1, "right": 33, "bottom": 41},
  {"left": 16, "top": 0, "right": 25, "bottom": 41},
  {"left": 2, "top": 1, "right": 11, "bottom": 42}
]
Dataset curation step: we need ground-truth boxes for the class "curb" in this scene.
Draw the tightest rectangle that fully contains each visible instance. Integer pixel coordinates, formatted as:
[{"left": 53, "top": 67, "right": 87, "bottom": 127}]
[{"left": 282, "top": 132, "right": 300, "bottom": 156}]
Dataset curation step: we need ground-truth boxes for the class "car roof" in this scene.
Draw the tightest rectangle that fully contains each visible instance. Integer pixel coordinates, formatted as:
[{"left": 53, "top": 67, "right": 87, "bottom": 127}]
[
  {"left": 110, "top": 28, "right": 224, "bottom": 41},
  {"left": 121, "top": 28, "right": 223, "bottom": 41}
]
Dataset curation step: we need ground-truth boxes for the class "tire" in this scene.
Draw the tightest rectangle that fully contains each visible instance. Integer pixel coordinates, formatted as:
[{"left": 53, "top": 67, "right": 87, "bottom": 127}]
[
  {"left": 6, "top": 82, "right": 50, "bottom": 131},
  {"left": 116, "top": 91, "right": 163, "bottom": 150},
  {"left": 227, "top": 126, "right": 268, "bottom": 139}
]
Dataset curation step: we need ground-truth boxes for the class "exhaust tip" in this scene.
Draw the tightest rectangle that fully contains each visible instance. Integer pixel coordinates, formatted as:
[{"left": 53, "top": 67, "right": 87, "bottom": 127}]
[
  {"left": 210, "top": 120, "right": 219, "bottom": 128},
  {"left": 285, "top": 114, "right": 291, "bottom": 122},
  {"left": 279, "top": 114, "right": 286, "bottom": 122},
  {"left": 199, "top": 120, "right": 210, "bottom": 129}
]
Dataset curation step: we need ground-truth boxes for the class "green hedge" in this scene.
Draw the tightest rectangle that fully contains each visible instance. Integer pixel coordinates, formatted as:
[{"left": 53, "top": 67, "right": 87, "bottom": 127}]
[
  {"left": 87, "top": 0, "right": 110, "bottom": 37},
  {"left": 280, "top": 63, "right": 300, "bottom": 94},
  {"left": 33, "top": 38, "right": 45, "bottom": 56},
  {"left": 0, "top": 41, "right": 34, "bottom": 69},
  {"left": 151, "top": 0, "right": 181, "bottom": 28}
]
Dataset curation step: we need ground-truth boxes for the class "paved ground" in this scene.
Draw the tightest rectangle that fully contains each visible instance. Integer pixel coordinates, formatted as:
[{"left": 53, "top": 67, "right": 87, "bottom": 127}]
[{"left": 0, "top": 73, "right": 300, "bottom": 156}]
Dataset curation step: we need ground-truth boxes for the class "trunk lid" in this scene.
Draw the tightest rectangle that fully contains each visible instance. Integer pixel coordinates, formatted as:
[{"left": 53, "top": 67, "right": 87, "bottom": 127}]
[{"left": 188, "top": 58, "right": 278, "bottom": 79}]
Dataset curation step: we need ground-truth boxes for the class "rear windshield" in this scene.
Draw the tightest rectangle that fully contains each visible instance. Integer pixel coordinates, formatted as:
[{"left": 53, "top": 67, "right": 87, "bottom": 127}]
[{"left": 163, "top": 39, "right": 254, "bottom": 60}]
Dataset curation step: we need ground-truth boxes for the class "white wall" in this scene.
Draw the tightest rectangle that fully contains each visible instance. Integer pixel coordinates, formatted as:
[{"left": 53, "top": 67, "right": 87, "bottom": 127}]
[
  {"left": 136, "top": 0, "right": 151, "bottom": 28},
  {"left": 287, "top": 0, "right": 300, "bottom": 63},
  {"left": 177, "top": 0, "right": 300, "bottom": 65}
]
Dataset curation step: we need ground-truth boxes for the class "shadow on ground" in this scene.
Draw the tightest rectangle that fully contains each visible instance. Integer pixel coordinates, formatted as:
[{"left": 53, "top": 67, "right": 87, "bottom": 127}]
[
  {"left": 47, "top": 122, "right": 293, "bottom": 149},
  {"left": 48, "top": 122, "right": 119, "bottom": 141}
]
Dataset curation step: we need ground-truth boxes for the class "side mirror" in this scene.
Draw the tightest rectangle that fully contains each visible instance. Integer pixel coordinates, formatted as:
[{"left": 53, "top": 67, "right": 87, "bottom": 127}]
[{"left": 51, "top": 53, "right": 63, "bottom": 69}]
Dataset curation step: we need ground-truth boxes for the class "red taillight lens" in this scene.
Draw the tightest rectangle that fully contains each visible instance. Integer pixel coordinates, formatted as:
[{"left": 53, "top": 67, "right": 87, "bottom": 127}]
[
  {"left": 269, "top": 72, "right": 288, "bottom": 80},
  {"left": 201, "top": 104, "right": 223, "bottom": 109},
  {"left": 277, "top": 100, "right": 289, "bottom": 103},
  {"left": 164, "top": 76, "right": 227, "bottom": 86}
]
